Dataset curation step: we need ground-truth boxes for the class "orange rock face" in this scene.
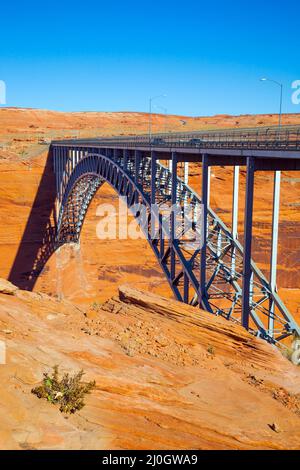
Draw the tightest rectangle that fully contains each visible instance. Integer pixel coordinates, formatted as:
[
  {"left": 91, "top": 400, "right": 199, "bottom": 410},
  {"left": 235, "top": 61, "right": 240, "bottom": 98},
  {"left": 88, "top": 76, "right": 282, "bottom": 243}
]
[{"left": 0, "top": 281, "right": 300, "bottom": 450}]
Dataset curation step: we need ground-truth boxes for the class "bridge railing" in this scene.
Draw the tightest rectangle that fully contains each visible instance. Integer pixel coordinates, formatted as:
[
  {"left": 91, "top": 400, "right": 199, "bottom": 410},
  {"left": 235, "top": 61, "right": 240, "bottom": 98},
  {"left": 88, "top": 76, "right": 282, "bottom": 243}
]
[{"left": 58, "top": 125, "right": 300, "bottom": 150}]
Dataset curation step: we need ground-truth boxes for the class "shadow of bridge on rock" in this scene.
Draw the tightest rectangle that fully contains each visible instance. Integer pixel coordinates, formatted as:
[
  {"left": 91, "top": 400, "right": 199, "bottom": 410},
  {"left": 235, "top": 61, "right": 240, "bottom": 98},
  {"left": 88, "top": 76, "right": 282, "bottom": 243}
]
[{"left": 8, "top": 148, "right": 58, "bottom": 290}]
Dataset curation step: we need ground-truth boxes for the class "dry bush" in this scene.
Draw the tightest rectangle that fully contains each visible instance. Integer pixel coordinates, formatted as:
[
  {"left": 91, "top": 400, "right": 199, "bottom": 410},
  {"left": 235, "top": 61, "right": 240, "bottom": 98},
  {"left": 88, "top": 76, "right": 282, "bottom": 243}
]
[{"left": 32, "top": 365, "right": 96, "bottom": 413}]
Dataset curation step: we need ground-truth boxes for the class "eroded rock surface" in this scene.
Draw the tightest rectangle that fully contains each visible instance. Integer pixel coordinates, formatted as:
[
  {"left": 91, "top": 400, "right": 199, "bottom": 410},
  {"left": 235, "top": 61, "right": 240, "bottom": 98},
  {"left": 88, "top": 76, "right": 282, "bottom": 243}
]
[{"left": 0, "top": 280, "right": 299, "bottom": 450}]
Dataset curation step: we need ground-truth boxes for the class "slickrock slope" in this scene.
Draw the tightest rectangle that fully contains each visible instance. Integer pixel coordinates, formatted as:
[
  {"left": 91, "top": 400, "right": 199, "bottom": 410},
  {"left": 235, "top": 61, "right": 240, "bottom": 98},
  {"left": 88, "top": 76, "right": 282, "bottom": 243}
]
[{"left": 0, "top": 280, "right": 299, "bottom": 450}]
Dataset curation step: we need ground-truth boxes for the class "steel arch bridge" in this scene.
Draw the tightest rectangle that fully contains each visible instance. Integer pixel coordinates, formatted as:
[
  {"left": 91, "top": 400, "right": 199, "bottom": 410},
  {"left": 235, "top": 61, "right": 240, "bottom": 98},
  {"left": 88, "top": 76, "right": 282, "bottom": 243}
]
[{"left": 51, "top": 125, "right": 300, "bottom": 347}]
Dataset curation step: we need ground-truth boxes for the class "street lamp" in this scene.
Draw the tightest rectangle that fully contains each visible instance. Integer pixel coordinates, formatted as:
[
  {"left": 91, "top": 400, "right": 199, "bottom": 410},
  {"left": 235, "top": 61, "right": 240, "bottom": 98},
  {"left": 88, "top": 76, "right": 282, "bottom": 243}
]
[
  {"left": 149, "top": 94, "right": 166, "bottom": 142},
  {"left": 260, "top": 77, "right": 283, "bottom": 128}
]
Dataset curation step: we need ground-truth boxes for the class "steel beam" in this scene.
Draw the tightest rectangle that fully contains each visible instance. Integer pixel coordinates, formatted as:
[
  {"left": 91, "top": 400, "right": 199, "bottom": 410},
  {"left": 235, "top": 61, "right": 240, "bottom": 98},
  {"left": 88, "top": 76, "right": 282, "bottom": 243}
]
[
  {"left": 159, "top": 212, "right": 164, "bottom": 258},
  {"left": 184, "top": 273, "right": 189, "bottom": 303},
  {"left": 123, "top": 149, "right": 129, "bottom": 171},
  {"left": 231, "top": 166, "right": 239, "bottom": 275},
  {"left": 207, "top": 166, "right": 211, "bottom": 207},
  {"left": 151, "top": 151, "right": 156, "bottom": 205},
  {"left": 171, "top": 152, "right": 177, "bottom": 280},
  {"left": 232, "top": 166, "right": 239, "bottom": 239},
  {"left": 184, "top": 162, "right": 189, "bottom": 185},
  {"left": 135, "top": 150, "right": 141, "bottom": 184},
  {"left": 269, "top": 170, "right": 281, "bottom": 336},
  {"left": 200, "top": 154, "right": 209, "bottom": 306},
  {"left": 58, "top": 146, "right": 62, "bottom": 202},
  {"left": 242, "top": 157, "right": 255, "bottom": 329}
]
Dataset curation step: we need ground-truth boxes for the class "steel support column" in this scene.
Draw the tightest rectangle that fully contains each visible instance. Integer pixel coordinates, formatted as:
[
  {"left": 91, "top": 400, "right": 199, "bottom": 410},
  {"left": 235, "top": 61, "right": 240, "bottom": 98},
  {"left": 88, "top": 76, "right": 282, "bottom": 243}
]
[
  {"left": 231, "top": 166, "right": 239, "bottom": 276},
  {"left": 58, "top": 146, "right": 62, "bottom": 202},
  {"left": 232, "top": 166, "right": 239, "bottom": 239},
  {"left": 269, "top": 170, "right": 281, "bottom": 336},
  {"left": 200, "top": 154, "right": 209, "bottom": 306},
  {"left": 207, "top": 166, "right": 211, "bottom": 207},
  {"left": 135, "top": 150, "right": 141, "bottom": 184},
  {"left": 184, "top": 273, "right": 189, "bottom": 303},
  {"left": 242, "top": 157, "right": 255, "bottom": 329},
  {"left": 151, "top": 151, "right": 156, "bottom": 205},
  {"left": 53, "top": 147, "right": 58, "bottom": 193},
  {"left": 159, "top": 212, "right": 164, "bottom": 258},
  {"left": 62, "top": 147, "right": 67, "bottom": 193},
  {"left": 184, "top": 162, "right": 189, "bottom": 185},
  {"left": 171, "top": 152, "right": 177, "bottom": 280},
  {"left": 53, "top": 147, "right": 59, "bottom": 218},
  {"left": 123, "top": 149, "right": 129, "bottom": 171}
]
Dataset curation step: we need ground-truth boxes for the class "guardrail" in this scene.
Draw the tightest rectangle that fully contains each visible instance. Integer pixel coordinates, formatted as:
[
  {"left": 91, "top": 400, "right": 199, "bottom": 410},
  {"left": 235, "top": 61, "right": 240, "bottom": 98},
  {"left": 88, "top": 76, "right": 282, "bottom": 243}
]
[{"left": 52, "top": 125, "right": 300, "bottom": 151}]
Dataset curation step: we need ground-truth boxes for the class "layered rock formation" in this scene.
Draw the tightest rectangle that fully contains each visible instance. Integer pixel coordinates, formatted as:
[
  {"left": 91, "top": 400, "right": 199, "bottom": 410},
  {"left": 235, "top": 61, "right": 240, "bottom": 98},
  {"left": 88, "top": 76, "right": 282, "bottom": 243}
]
[{"left": 0, "top": 280, "right": 299, "bottom": 450}]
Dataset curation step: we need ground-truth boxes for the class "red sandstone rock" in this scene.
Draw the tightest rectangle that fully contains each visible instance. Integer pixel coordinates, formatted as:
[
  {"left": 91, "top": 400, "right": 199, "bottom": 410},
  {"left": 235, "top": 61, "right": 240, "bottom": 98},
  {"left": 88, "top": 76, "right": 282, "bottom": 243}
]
[{"left": 0, "top": 280, "right": 300, "bottom": 449}]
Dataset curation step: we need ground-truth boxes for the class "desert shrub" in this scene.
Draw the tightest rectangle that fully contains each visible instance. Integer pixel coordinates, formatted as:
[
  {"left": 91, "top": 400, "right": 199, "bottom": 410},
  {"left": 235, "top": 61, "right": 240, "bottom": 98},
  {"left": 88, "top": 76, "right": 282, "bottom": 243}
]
[{"left": 32, "top": 365, "right": 96, "bottom": 414}]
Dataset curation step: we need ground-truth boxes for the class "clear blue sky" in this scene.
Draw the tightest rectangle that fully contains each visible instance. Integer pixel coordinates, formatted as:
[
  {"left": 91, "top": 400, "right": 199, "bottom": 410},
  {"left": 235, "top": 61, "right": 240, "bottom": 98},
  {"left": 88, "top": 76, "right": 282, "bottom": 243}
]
[{"left": 1, "top": 0, "right": 299, "bottom": 116}]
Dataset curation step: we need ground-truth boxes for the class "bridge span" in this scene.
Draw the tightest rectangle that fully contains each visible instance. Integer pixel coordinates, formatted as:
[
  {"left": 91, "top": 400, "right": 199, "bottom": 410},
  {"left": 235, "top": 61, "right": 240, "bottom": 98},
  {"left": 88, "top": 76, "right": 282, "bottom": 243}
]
[{"left": 51, "top": 125, "right": 300, "bottom": 347}]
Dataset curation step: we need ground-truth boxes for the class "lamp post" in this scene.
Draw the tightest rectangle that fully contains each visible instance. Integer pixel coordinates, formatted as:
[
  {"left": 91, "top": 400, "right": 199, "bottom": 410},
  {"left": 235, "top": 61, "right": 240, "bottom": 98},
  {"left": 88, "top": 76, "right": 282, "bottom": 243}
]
[
  {"left": 149, "top": 94, "right": 166, "bottom": 142},
  {"left": 260, "top": 77, "right": 283, "bottom": 337},
  {"left": 260, "top": 78, "right": 283, "bottom": 128}
]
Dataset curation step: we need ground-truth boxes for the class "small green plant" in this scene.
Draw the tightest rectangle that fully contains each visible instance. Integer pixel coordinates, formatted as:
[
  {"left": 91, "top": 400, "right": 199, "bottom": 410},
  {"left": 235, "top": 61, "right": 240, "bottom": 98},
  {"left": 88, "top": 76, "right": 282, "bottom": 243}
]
[
  {"left": 31, "top": 366, "right": 96, "bottom": 414},
  {"left": 207, "top": 345, "right": 215, "bottom": 356}
]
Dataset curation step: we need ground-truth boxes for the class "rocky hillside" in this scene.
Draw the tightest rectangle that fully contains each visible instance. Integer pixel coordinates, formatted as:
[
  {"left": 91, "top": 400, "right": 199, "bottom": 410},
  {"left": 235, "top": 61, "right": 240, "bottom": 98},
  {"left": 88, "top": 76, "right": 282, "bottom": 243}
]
[{"left": 0, "top": 279, "right": 299, "bottom": 450}]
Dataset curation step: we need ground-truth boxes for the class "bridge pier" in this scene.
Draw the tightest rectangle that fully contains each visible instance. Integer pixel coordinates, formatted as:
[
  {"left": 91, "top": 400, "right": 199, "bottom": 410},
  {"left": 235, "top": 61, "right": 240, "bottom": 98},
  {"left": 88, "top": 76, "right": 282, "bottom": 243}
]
[
  {"left": 269, "top": 170, "right": 281, "bottom": 336},
  {"left": 123, "top": 149, "right": 129, "bottom": 171},
  {"left": 134, "top": 150, "right": 141, "bottom": 185},
  {"left": 231, "top": 166, "right": 240, "bottom": 276},
  {"left": 171, "top": 152, "right": 177, "bottom": 280},
  {"left": 242, "top": 157, "right": 255, "bottom": 330},
  {"left": 184, "top": 162, "right": 189, "bottom": 185},
  {"left": 151, "top": 151, "right": 157, "bottom": 205},
  {"left": 200, "top": 154, "right": 209, "bottom": 308}
]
